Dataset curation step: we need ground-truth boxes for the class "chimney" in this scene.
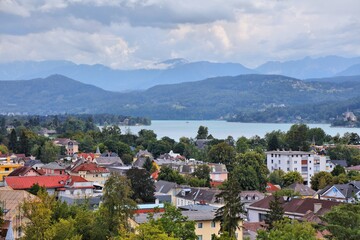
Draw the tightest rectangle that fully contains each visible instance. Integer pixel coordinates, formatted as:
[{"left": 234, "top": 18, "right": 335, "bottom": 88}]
[
  {"left": 314, "top": 203, "right": 322, "bottom": 213},
  {"left": 155, "top": 198, "right": 159, "bottom": 204}
]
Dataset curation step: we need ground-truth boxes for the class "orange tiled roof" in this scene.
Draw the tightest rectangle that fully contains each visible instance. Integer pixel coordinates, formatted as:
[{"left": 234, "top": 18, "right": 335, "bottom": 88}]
[{"left": 71, "top": 162, "right": 109, "bottom": 174}]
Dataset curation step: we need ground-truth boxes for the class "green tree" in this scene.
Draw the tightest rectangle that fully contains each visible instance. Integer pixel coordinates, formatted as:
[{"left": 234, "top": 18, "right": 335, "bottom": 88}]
[
  {"left": 286, "top": 124, "right": 310, "bottom": 151},
  {"left": 236, "top": 136, "right": 249, "bottom": 153},
  {"left": 264, "top": 193, "right": 284, "bottom": 230},
  {"left": 126, "top": 168, "right": 155, "bottom": 203},
  {"left": 281, "top": 171, "right": 303, "bottom": 187},
  {"left": 28, "top": 183, "right": 46, "bottom": 196},
  {"left": 192, "top": 164, "right": 211, "bottom": 186},
  {"left": 232, "top": 165, "right": 260, "bottom": 190},
  {"left": 307, "top": 127, "right": 326, "bottom": 145},
  {"left": 331, "top": 165, "right": 346, "bottom": 176},
  {"left": 40, "top": 141, "right": 60, "bottom": 163},
  {"left": 257, "top": 219, "right": 316, "bottom": 240},
  {"left": 122, "top": 221, "right": 178, "bottom": 240},
  {"left": 215, "top": 177, "right": 245, "bottom": 238},
  {"left": 101, "top": 173, "right": 137, "bottom": 234},
  {"left": 9, "top": 129, "right": 18, "bottom": 152},
  {"left": 267, "top": 134, "right": 280, "bottom": 151},
  {"left": 0, "top": 144, "right": 8, "bottom": 154},
  {"left": 196, "top": 125, "right": 209, "bottom": 139},
  {"left": 208, "top": 142, "right": 236, "bottom": 169},
  {"left": 268, "top": 169, "right": 285, "bottom": 186},
  {"left": 310, "top": 171, "right": 333, "bottom": 191},
  {"left": 122, "top": 153, "right": 134, "bottom": 165},
  {"left": 158, "top": 166, "right": 186, "bottom": 184},
  {"left": 142, "top": 157, "right": 153, "bottom": 172}
]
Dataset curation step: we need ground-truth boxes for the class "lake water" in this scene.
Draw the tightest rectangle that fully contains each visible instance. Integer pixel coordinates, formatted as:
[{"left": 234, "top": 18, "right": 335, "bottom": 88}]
[{"left": 120, "top": 120, "right": 360, "bottom": 140}]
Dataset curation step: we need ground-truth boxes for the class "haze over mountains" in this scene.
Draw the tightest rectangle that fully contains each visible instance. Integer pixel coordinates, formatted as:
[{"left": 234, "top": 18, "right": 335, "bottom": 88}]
[
  {"left": 1, "top": 55, "right": 360, "bottom": 92},
  {"left": 1, "top": 74, "right": 360, "bottom": 122}
]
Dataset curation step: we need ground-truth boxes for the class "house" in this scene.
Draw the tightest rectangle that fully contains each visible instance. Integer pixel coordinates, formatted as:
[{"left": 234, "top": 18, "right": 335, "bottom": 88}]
[
  {"left": 155, "top": 180, "right": 181, "bottom": 204},
  {"left": 69, "top": 162, "right": 110, "bottom": 187},
  {"left": 265, "top": 183, "right": 280, "bottom": 194},
  {"left": 0, "top": 156, "right": 22, "bottom": 181},
  {"left": 208, "top": 163, "right": 228, "bottom": 184},
  {"left": 266, "top": 151, "right": 331, "bottom": 186},
  {"left": 317, "top": 181, "right": 360, "bottom": 203},
  {"left": 284, "top": 182, "right": 316, "bottom": 198},
  {"left": 53, "top": 138, "right": 79, "bottom": 155},
  {"left": 0, "top": 187, "right": 38, "bottom": 239},
  {"left": 7, "top": 166, "right": 42, "bottom": 177},
  {"left": 37, "top": 128, "right": 57, "bottom": 137},
  {"left": 95, "top": 152, "right": 123, "bottom": 167},
  {"left": 346, "top": 165, "right": 360, "bottom": 172},
  {"left": 175, "top": 187, "right": 223, "bottom": 207},
  {"left": 134, "top": 210, "right": 243, "bottom": 240},
  {"left": 41, "top": 162, "right": 66, "bottom": 175},
  {"left": 247, "top": 195, "right": 341, "bottom": 222},
  {"left": 240, "top": 191, "right": 265, "bottom": 210}
]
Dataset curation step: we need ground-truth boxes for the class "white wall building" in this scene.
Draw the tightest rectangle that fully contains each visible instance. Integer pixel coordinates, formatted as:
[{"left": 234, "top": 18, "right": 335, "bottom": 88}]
[{"left": 266, "top": 151, "right": 331, "bottom": 186}]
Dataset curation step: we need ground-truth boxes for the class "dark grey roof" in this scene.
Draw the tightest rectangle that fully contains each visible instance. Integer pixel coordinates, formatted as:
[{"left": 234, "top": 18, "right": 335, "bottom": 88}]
[
  {"left": 133, "top": 157, "right": 147, "bottom": 168},
  {"left": 330, "top": 160, "right": 348, "bottom": 167},
  {"left": 96, "top": 156, "right": 123, "bottom": 166},
  {"left": 179, "top": 204, "right": 219, "bottom": 212},
  {"left": 155, "top": 180, "right": 178, "bottom": 194},
  {"left": 176, "top": 187, "right": 222, "bottom": 204},
  {"left": 24, "top": 160, "right": 42, "bottom": 167},
  {"left": 319, "top": 183, "right": 360, "bottom": 199},
  {"left": 240, "top": 191, "right": 266, "bottom": 203},
  {"left": 134, "top": 210, "right": 217, "bottom": 224},
  {"left": 100, "top": 152, "right": 118, "bottom": 157},
  {"left": 42, "top": 162, "right": 66, "bottom": 170},
  {"left": 285, "top": 183, "right": 316, "bottom": 196}
]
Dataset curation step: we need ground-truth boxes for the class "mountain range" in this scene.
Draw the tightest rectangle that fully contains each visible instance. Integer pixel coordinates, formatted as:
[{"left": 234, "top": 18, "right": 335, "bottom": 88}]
[
  {"left": 1, "top": 55, "right": 360, "bottom": 92},
  {"left": 1, "top": 74, "right": 360, "bottom": 122}
]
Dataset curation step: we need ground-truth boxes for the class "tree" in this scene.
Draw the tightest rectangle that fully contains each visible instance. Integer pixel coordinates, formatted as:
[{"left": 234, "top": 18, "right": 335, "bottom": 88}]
[
  {"left": 232, "top": 165, "right": 260, "bottom": 190},
  {"left": 0, "top": 144, "right": 8, "bottom": 154},
  {"left": 215, "top": 177, "right": 245, "bottom": 238},
  {"left": 208, "top": 142, "right": 236, "bottom": 169},
  {"left": 310, "top": 171, "right": 333, "bottom": 191},
  {"left": 196, "top": 126, "right": 209, "bottom": 139},
  {"left": 101, "top": 173, "right": 137, "bottom": 234},
  {"left": 236, "top": 137, "right": 249, "bottom": 153},
  {"left": 267, "top": 134, "right": 280, "bottom": 151},
  {"left": 126, "top": 168, "right": 155, "bottom": 203},
  {"left": 307, "top": 127, "right": 326, "bottom": 145},
  {"left": 122, "top": 153, "right": 134, "bottom": 165},
  {"left": 158, "top": 166, "right": 186, "bottom": 184},
  {"left": 331, "top": 165, "right": 346, "bottom": 176},
  {"left": 142, "top": 157, "right": 153, "bottom": 172},
  {"left": 9, "top": 129, "right": 18, "bottom": 152},
  {"left": 257, "top": 219, "right": 316, "bottom": 240},
  {"left": 40, "top": 141, "right": 60, "bottom": 163},
  {"left": 122, "top": 221, "right": 178, "bottom": 240},
  {"left": 268, "top": 169, "right": 285, "bottom": 186},
  {"left": 192, "top": 164, "right": 211, "bottom": 186},
  {"left": 286, "top": 124, "right": 310, "bottom": 151},
  {"left": 28, "top": 183, "right": 46, "bottom": 195},
  {"left": 281, "top": 171, "right": 303, "bottom": 187},
  {"left": 321, "top": 203, "right": 360, "bottom": 240},
  {"left": 156, "top": 203, "right": 197, "bottom": 240},
  {"left": 264, "top": 193, "right": 284, "bottom": 230}
]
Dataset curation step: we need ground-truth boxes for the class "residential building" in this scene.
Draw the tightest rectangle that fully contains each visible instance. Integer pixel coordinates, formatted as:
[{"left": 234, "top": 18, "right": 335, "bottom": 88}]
[
  {"left": 266, "top": 151, "right": 330, "bottom": 186},
  {"left": 175, "top": 187, "right": 223, "bottom": 207},
  {"left": 69, "top": 162, "right": 110, "bottom": 186},
  {"left": 7, "top": 166, "right": 42, "bottom": 177},
  {"left": 53, "top": 138, "right": 79, "bottom": 155},
  {"left": 41, "top": 162, "right": 66, "bottom": 175},
  {"left": 240, "top": 191, "right": 265, "bottom": 210},
  {"left": 346, "top": 165, "right": 360, "bottom": 172},
  {"left": 247, "top": 195, "right": 341, "bottom": 222},
  {"left": 317, "top": 181, "right": 360, "bottom": 203},
  {"left": 0, "top": 187, "right": 38, "bottom": 239},
  {"left": 134, "top": 210, "right": 242, "bottom": 240},
  {"left": 155, "top": 180, "right": 181, "bottom": 204},
  {"left": 95, "top": 152, "right": 123, "bottom": 167},
  {"left": 0, "top": 156, "right": 22, "bottom": 181},
  {"left": 284, "top": 182, "right": 316, "bottom": 198}
]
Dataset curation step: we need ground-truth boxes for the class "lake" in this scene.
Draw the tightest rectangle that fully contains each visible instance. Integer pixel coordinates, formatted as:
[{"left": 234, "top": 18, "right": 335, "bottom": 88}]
[{"left": 120, "top": 120, "right": 360, "bottom": 140}]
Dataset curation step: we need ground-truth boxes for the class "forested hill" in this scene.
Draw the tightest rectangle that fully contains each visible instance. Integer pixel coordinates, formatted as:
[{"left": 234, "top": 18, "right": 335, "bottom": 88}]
[{"left": 1, "top": 74, "right": 360, "bottom": 122}]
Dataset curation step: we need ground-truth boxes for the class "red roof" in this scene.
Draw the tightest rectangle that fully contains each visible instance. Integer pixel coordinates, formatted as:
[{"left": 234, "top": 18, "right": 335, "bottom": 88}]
[
  {"left": 78, "top": 153, "right": 96, "bottom": 159},
  {"left": 5, "top": 175, "right": 69, "bottom": 189},
  {"left": 71, "top": 162, "right": 109, "bottom": 174},
  {"left": 266, "top": 182, "right": 280, "bottom": 193},
  {"left": 5, "top": 175, "right": 89, "bottom": 190},
  {"left": 151, "top": 170, "right": 159, "bottom": 180}
]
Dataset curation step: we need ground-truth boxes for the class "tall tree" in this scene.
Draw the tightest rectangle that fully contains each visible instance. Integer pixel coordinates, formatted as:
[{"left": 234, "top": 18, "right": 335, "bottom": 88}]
[
  {"left": 40, "top": 141, "right": 60, "bottom": 163},
  {"left": 126, "top": 168, "right": 155, "bottom": 203},
  {"left": 215, "top": 177, "right": 245, "bottom": 238},
  {"left": 208, "top": 142, "right": 236, "bottom": 169},
  {"left": 265, "top": 193, "right": 284, "bottom": 230},
  {"left": 286, "top": 124, "right": 310, "bottom": 151},
  {"left": 282, "top": 171, "right": 303, "bottom": 187},
  {"left": 268, "top": 169, "right": 285, "bottom": 186},
  {"left": 331, "top": 165, "right": 346, "bottom": 176},
  {"left": 101, "top": 173, "right": 137, "bottom": 234},
  {"left": 9, "top": 129, "right": 18, "bottom": 152},
  {"left": 310, "top": 171, "right": 333, "bottom": 191},
  {"left": 196, "top": 125, "right": 209, "bottom": 139}
]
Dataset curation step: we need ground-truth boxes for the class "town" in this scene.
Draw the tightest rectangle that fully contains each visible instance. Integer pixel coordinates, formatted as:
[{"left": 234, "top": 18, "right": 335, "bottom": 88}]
[{"left": 0, "top": 115, "right": 359, "bottom": 240}]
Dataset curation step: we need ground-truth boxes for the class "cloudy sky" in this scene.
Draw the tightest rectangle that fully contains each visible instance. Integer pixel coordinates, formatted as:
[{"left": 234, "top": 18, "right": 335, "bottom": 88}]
[{"left": 1, "top": 0, "right": 360, "bottom": 69}]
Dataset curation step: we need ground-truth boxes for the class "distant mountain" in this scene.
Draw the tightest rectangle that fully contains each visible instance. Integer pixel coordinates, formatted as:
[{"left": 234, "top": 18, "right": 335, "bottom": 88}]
[
  {"left": 336, "top": 63, "right": 360, "bottom": 76},
  {"left": 0, "top": 60, "right": 255, "bottom": 92},
  {"left": 2, "top": 74, "right": 360, "bottom": 122},
  {"left": 256, "top": 56, "right": 360, "bottom": 79}
]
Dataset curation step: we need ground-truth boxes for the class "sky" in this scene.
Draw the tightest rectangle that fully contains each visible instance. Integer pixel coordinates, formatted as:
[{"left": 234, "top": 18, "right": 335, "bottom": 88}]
[{"left": 1, "top": 0, "right": 360, "bottom": 69}]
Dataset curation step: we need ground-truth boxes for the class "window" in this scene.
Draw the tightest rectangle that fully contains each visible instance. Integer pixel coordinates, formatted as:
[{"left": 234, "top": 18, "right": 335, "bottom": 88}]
[
  {"left": 197, "top": 222, "right": 203, "bottom": 228},
  {"left": 294, "top": 168, "right": 297, "bottom": 171},
  {"left": 287, "top": 161, "right": 290, "bottom": 164},
  {"left": 278, "top": 160, "right": 281, "bottom": 164},
  {"left": 294, "top": 161, "right": 297, "bottom": 164},
  {"left": 271, "top": 154, "right": 273, "bottom": 157},
  {"left": 259, "top": 213, "right": 267, "bottom": 221},
  {"left": 197, "top": 235, "right": 203, "bottom": 240},
  {"left": 211, "top": 221, "right": 216, "bottom": 228},
  {"left": 5, "top": 168, "right": 9, "bottom": 171},
  {"left": 287, "top": 168, "right": 290, "bottom": 171},
  {"left": 271, "top": 160, "right": 273, "bottom": 163}
]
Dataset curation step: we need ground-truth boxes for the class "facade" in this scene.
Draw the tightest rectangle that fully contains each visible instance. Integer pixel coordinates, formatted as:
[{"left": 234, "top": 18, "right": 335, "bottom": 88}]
[
  {"left": 53, "top": 138, "right": 79, "bottom": 155},
  {"left": 175, "top": 187, "right": 223, "bottom": 207},
  {"left": 69, "top": 162, "right": 110, "bottom": 186},
  {"left": 0, "top": 157, "right": 22, "bottom": 181},
  {"left": 41, "top": 162, "right": 66, "bottom": 175},
  {"left": 317, "top": 181, "right": 360, "bottom": 203},
  {"left": 266, "top": 151, "right": 330, "bottom": 186},
  {"left": 7, "top": 166, "right": 42, "bottom": 177}
]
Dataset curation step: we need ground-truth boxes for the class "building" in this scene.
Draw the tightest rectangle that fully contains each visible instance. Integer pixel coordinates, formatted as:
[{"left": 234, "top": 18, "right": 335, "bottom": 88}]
[
  {"left": 247, "top": 195, "right": 341, "bottom": 222},
  {"left": 0, "top": 187, "right": 38, "bottom": 239},
  {"left": 53, "top": 138, "right": 79, "bottom": 155},
  {"left": 0, "top": 156, "right": 22, "bottom": 181},
  {"left": 134, "top": 210, "right": 243, "bottom": 240},
  {"left": 284, "top": 182, "right": 316, "bottom": 198},
  {"left": 317, "top": 181, "right": 360, "bottom": 203},
  {"left": 69, "top": 162, "right": 110, "bottom": 187},
  {"left": 175, "top": 187, "right": 223, "bottom": 207},
  {"left": 155, "top": 180, "right": 181, "bottom": 204},
  {"left": 41, "top": 162, "right": 66, "bottom": 175},
  {"left": 266, "top": 151, "right": 330, "bottom": 186},
  {"left": 7, "top": 166, "right": 42, "bottom": 177}
]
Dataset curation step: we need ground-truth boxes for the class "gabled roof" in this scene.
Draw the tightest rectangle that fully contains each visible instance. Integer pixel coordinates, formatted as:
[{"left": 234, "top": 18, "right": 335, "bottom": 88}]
[
  {"left": 176, "top": 187, "right": 222, "bottom": 204},
  {"left": 5, "top": 175, "right": 69, "bottom": 189},
  {"left": 7, "top": 166, "right": 42, "bottom": 177},
  {"left": 42, "top": 162, "right": 66, "bottom": 170},
  {"left": 71, "top": 162, "right": 109, "bottom": 174},
  {"left": 347, "top": 165, "right": 360, "bottom": 171},
  {"left": 0, "top": 189, "right": 37, "bottom": 220},
  {"left": 285, "top": 182, "right": 316, "bottom": 196},
  {"left": 319, "top": 183, "right": 360, "bottom": 199},
  {"left": 330, "top": 160, "right": 348, "bottom": 167},
  {"left": 96, "top": 156, "right": 123, "bottom": 166},
  {"left": 53, "top": 138, "right": 79, "bottom": 145},
  {"left": 248, "top": 196, "right": 341, "bottom": 215},
  {"left": 266, "top": 183, "right": 280, "bottom": 193},
  {"left": 155, "top": 180, "right": 177, "bottom": 194}
]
